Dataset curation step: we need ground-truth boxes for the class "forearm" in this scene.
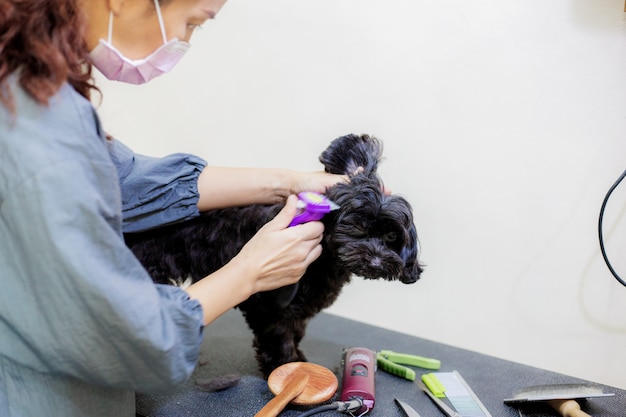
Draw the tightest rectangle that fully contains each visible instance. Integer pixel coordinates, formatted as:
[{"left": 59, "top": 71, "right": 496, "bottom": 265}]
[
  {"left": 196, "top": 166, "right": 348, "bottom": 212},
  {"left": 196, "top": 166, "right": 295, "bottom": 211},
  {"left": 184, "top": 257, "right": 255, "bottom": 326}
]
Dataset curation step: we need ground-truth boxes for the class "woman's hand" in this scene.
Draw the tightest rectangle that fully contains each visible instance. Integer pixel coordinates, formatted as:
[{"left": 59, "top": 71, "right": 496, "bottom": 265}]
[
  {"left": 289, "top": 171, "right": 349, "bottom": 196},
  {"left": 185, "top": 195, "right": 324, "bottom": 325},
  {"left": 233, "top": 195, "right": 324, "bottom": 293}
]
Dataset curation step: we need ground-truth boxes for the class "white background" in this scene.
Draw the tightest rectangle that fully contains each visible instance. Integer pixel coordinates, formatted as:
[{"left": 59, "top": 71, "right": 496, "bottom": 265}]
[{"left": 95, "top": 0, "right": 626, "bottom": 390}]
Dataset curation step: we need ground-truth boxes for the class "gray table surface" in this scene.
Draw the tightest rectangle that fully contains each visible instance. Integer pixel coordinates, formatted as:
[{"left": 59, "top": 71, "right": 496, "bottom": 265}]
[{"left": 136, "top": 309, "right": 625, "bottom": 417}]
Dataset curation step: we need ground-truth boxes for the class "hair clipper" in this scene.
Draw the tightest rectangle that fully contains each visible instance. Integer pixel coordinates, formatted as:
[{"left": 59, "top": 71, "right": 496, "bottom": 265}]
[{"left": 340, "top": 347, "right": 376, "bottom": 414}]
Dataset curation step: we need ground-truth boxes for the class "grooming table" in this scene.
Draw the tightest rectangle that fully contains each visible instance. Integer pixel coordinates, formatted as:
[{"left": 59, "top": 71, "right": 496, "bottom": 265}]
[{"left": 136, "top": 309, "right": 625, "bottom": 416}]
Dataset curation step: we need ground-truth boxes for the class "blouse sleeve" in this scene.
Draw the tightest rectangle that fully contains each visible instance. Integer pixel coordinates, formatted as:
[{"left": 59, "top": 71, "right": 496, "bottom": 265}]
[
  {"left": 0, "top": 80, "right": 205, "bottom": 396},
  {"left": 107, "top": 139, "right": 207, "bottom": 233},
  {"left": 0, "top": 158, "right": 205, "bottom": 392}
]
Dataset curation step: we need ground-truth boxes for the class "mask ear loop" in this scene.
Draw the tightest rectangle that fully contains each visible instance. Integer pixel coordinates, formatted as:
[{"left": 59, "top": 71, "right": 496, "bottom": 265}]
[
  {"left": 106, "top": 2, "right": 167, "bottom": 46},
  {"left": 153, "top": 0, "right": 169, "bottom": 44},
  {"left": 107, "top": 10, "right": 114, "bottom": 43}
]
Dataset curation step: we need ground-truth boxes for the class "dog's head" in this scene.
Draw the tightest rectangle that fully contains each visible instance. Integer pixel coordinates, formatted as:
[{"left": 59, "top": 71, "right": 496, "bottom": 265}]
[{"left": 320, "top": 134, "right": 423, "bottom": 284}]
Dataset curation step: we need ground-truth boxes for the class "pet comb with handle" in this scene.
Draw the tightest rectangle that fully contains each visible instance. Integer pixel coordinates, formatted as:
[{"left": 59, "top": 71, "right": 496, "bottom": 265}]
[
  {"left": 289, "top": 191, "right": 340, "bottom": 226},
  {"left": 504, "top": 383, "right": 614, "bottom": 417}
]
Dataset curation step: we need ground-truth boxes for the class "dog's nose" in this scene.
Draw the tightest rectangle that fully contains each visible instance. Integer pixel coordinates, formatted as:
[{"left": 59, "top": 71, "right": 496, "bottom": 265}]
[
  {"left": 369, "top": 257, "right": 382, "bottom": 268},
  {"left": 401, "top": 264, "right": 422, "bottom": 284},
  {"left": 401, "top": 276, "right": 419, "bottom": 284}
]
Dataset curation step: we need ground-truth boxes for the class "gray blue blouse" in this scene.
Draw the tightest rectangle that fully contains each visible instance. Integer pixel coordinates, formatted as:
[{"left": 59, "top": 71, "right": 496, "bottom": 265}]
[{"left": 0, "top": 74, "right": 207, "bottom": 417}]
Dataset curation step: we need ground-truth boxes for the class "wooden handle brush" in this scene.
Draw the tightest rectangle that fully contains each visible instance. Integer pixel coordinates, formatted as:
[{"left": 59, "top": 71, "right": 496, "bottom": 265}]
[{"left": 548, "top": 399, "right": 592, "bottom": 417}]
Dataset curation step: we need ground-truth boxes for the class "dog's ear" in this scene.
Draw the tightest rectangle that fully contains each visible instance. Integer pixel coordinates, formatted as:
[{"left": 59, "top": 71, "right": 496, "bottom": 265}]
[
  {"left": 400, "top": 224, "right": 423, "bottom": 284},
  {"left": 319, "top": 134, "right": 383, "bottom": 177}
]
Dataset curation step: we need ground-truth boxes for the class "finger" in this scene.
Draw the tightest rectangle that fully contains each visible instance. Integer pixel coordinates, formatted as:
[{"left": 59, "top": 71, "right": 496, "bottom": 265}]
[
  {"left": 270, "top": 194, "right": 299, "bottom": 229},
  {"left": 304, "top": 243, "right": 323, "bottom": 265},
  {"left": 294, "top": 221, "right": 324, "bottom": 241},
  {"left": 336, "top": 174, "right": 350, "bottom": 186}
]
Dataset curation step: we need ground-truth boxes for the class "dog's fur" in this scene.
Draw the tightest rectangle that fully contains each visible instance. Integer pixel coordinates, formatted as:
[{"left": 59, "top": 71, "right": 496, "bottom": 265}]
[{"left": 124, "top": 134, "right": 423, "bottom": 377}]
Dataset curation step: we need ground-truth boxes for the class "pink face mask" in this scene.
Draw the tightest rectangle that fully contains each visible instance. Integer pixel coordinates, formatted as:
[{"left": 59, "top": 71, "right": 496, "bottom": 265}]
[{"left": 89, "top": 0, "right": 190, "bottom": 85}]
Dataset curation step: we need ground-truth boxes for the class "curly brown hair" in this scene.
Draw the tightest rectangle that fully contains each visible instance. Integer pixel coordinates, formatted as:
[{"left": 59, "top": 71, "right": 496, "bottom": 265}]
[{"left": 0, "top": 0, "right": 97, "bottom": 113}]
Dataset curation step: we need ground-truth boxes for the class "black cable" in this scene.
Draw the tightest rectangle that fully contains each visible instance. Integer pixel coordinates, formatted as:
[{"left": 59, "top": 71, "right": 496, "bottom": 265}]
[
  {"left": 598, "top": 169, "right": 626, "bottom": 287},
  {"left": 294, "top": 399, "right": 365, "bottom": 417},
  {"left": 294, "top": 403, "right": 340, "bottom": 417}
]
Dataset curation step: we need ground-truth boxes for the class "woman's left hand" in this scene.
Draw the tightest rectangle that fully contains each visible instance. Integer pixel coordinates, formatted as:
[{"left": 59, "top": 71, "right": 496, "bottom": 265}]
[
  {"left": 289, "top": 171, "right": 349, "bottom": 195},
  {"left": 196, "top": 167, "right": 351, "bottom": 211}
]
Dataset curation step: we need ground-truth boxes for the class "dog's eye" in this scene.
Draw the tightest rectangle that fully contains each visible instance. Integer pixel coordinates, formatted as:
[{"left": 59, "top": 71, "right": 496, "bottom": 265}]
[
  {"left": 353, "top": 226, "right": 368, "bottom": 237},
  {"left": 384, "top": 232, "right": 397, "bottom": 243}
]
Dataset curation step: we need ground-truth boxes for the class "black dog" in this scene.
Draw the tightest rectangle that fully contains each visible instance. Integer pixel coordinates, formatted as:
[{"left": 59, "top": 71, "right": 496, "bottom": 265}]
[{"left": 125, "top": 134, "right": 423, "bottom": 377}]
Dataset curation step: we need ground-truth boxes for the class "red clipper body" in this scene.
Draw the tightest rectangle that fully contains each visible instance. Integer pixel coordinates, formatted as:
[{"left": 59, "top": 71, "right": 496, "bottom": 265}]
[{"left": 340, "top": 347, "right": 376, "bottom": 413}]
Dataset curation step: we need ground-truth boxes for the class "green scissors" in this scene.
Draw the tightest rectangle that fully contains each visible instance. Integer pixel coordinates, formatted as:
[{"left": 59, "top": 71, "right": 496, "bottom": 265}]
[{"left": 376, "top": 350, "right": 441, "bottom": 381}]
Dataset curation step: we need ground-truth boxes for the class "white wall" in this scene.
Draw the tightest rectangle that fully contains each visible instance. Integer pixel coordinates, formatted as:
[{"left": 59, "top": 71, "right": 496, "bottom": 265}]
[{"left": 95, "top": 0, "right": 626, "bottom": 390}]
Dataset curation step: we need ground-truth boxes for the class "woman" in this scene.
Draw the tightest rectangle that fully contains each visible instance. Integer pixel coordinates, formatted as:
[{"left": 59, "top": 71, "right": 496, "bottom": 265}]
[{"left": 0, "top": 1, "right": 345, "bottom": 416}]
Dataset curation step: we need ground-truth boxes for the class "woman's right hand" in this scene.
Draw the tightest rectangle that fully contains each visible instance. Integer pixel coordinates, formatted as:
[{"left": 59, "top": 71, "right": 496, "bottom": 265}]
[
  {"left": 234, "top": 194, "right": 324, "bottom": 294},
  {"left": 185, "top": 195, "right": 324, "bottom": 326}
]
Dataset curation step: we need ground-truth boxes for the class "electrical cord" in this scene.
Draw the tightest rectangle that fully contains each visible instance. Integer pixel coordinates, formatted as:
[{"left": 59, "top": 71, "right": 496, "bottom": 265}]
[
  {"left": 294, "top": 399, "right": 365, "bottom": 417},
  {"left": 295, "top": 403, "right": 340, "bottom": 417},
  {"left": 598, "top": 168, "right": 626, "bottom": 287}
]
